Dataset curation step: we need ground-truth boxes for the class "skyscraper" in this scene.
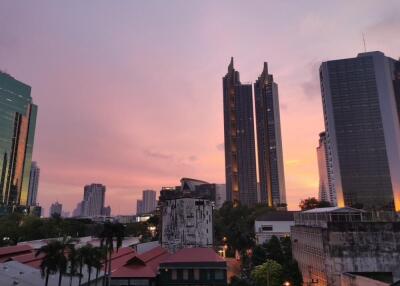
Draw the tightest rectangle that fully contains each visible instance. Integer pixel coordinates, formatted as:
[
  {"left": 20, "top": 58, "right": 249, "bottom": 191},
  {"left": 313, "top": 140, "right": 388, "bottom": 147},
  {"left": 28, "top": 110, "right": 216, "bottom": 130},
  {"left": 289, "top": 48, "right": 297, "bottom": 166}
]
[
  {"left": 49, "top": 201, "right": 62, "bottom": 217},
  {"left": 142, "top": 190, "right": 157, "bottom": 213},
  {"left": 82, "top": 183, "right": 106, "bottom": 217},
  {"left": 27, "top": 161, "right": 40, "bottom": 206},
  {"left": 0, "top": 72, "right": 37, "bottom": 206},
  {"left": 136, "top": 199, "right": 143, "bottom": 215},
  {"left": 223, "top": 58, "right": 258, "bottom": 206},
  {"left": 316, "top": 132, "right": 335, "bottom": 204},
  {"left": 254, "top": 63, "right": 286, "bottom": 206},
  {"left": 320, "top": 51, "right": 400, "bottom": 211}
]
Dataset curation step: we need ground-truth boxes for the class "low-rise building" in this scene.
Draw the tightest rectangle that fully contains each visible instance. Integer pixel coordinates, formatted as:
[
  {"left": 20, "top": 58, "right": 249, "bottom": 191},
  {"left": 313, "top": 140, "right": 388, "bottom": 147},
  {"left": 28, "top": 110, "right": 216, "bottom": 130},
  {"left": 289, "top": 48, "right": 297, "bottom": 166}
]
[
  {"left": 291, "top": 207, "right": 400, "bottom": 286},
  {"left": 254, "top": 211, "right": 295, "bottom": 244},
  {"left": 159, "top": 248, "right": 227, "bottom": 286}
]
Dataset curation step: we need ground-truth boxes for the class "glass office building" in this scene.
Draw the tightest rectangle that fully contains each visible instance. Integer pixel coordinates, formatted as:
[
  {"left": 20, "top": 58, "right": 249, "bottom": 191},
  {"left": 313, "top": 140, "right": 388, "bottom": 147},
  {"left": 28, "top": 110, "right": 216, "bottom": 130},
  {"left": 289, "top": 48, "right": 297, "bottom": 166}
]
[
  {"left": 223, "top": 58, "right": 258, "bottom": 206},
  {"left": 320, "top": 51, "right": 400, "bottom": 211},
  {"left": 0, "top": 72, "right": 37, "bottom": 206},
  {"left": 254, "top": 63, "right": 286, "bottom": 206}
]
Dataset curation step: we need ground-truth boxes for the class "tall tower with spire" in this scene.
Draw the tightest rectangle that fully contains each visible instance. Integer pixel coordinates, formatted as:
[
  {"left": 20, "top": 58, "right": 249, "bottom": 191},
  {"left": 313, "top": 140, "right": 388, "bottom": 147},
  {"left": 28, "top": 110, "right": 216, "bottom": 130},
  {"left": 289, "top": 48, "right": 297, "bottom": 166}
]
[
  {"left": 222, "top": 58, "right": 258, "bottom": 206},
  {"left": 254, "top": 63, "right": 286, "bottom": 206}
]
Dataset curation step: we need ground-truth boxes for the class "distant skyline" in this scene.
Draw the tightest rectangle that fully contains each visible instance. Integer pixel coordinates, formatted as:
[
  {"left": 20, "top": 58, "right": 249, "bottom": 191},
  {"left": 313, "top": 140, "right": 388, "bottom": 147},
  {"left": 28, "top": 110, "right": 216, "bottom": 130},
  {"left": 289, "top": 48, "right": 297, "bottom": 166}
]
[{"left": 1, "top": 1, "right": 399, "bottom": 214}]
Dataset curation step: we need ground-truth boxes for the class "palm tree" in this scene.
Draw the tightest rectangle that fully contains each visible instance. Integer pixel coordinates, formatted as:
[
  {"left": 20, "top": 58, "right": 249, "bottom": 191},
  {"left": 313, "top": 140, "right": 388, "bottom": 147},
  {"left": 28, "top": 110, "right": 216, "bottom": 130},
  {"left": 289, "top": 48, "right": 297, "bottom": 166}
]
[
  {"left": 98, "top": 222, "right": 125, "bottom": 286},
  {"left": 66, "top": 246, "right": 80, "bottom": 286},
  {"left": 56, "top": 236, "right": 76, "bottom": 286},
  {"left": 77, "top": 244, "right": 92, "bottom": 286},
  {"left": 35, "top": 241, "right": 60, "bottom": 286},
  {"left": 94, "top": 246, "right": 106, "bottom": 285}
]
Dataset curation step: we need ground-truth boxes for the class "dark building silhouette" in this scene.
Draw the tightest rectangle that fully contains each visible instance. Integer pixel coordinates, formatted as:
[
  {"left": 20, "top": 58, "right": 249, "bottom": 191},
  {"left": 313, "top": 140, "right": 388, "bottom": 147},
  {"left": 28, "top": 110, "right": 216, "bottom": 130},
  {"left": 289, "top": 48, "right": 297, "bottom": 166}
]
[
  {"left": 320, "top": 51, "right": 400, "bottom": 211},
  {"left": 254, "top": 63, "right": 286, "bottom": 206},
  {"left": 0, "top": 72, "right": 37, "bottom": 206},
  {"left": 223, "top": 58, "right": 257, "bottom": 206}
]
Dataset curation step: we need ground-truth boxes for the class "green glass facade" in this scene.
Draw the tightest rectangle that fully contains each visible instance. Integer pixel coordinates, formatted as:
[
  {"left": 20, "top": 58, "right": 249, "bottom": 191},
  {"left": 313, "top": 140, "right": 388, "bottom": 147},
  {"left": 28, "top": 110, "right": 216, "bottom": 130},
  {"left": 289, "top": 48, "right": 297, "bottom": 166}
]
[{"left": 0, "top": 72, "right": 37, "bottom": 206}]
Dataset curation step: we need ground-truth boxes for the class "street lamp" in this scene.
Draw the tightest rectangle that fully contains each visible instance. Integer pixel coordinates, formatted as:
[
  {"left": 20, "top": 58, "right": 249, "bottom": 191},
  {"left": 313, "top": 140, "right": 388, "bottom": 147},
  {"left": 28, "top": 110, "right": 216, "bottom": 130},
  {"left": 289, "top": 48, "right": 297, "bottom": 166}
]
[{"left": 283, "top": 282, "right": 291, "bottom": 286}]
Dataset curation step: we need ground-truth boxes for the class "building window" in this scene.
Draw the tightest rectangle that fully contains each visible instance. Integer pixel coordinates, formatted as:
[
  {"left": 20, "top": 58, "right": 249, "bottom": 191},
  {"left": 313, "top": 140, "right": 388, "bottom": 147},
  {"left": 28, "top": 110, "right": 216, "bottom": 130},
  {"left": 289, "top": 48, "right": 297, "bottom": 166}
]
[
  {"left": 262, "top": 225, "right": 273, "bottom": 231},
  {"left": 215, "top": 270, "right": 224, "bottom": 280},
  {"left": 206, "top": 270, "right": 211, "bottom": 280},
  {"left": 183, "top": 269, "right": 189, "bottom": 280},
  {"left": 171, "top": 270, "right": 177, "bottom": 280},
  {"left": 194, "top": 269, "right": 200, "bottom": 280}
]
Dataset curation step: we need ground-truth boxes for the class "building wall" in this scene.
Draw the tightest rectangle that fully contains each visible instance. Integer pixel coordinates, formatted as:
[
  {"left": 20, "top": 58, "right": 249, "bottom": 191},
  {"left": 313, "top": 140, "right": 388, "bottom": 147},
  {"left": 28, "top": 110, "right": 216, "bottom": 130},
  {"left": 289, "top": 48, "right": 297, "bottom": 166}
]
[
  {"left": 292, "top": 222, "right": 400, "bottom": 286},
  {"left": 161, "top": 198, "right": 213, "bottom": 252},
  {"left": 341, "top": 273, "right": 390, "bottom": 286},
  {"left": 317, "top": 132, "right": 336, "bottom": 205},
  {"left": 254, "top": 220, "right": 294, "bottom": 244},
  {"left": 215, "top": 184, "right": 226, "bottom": 209}
]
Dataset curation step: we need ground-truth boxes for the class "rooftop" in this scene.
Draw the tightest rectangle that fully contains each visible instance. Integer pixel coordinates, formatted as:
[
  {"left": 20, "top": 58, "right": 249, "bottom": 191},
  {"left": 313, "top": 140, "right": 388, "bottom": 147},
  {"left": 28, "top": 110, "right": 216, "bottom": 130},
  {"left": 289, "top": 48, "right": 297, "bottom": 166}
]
[{"left": 161, "top": 248, "right": 224, "bottom": 264}]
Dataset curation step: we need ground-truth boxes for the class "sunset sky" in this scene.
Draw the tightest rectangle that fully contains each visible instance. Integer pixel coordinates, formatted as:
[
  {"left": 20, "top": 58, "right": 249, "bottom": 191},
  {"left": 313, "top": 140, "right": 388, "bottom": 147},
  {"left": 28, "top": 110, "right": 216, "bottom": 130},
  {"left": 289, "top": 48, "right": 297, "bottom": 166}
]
[{"left": 1, "top": 1, "right": 399, "bottom": 215}]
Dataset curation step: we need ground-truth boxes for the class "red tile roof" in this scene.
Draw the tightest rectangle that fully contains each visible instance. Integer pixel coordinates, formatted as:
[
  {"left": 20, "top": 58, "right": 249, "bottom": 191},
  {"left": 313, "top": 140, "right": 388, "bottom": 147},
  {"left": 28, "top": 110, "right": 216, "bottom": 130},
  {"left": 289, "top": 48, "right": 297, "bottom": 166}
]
[
  {"left": 161, "top": 248, "right": 224, "bottom": 264},
  {"left": 111, "top": 246, "right": 170, "bottom": 278},
  {"left": 0, "top": 245, "right": 33, "bottom": 262}
]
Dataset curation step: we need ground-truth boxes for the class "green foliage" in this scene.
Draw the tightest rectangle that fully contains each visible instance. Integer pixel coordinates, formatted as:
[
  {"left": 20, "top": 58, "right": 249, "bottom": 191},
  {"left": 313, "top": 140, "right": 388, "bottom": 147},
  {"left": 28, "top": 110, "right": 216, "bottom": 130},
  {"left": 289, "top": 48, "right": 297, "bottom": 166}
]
[
  {"left": 251, "top": 236, "right": 303, "bottom": 286},
  {"left": 251, "top": 259, "right": 283, "bottom": 286},
  {"left": 299, "top": 197, "right": 332, "bottom": 210},
  {"left": 0, "top": 215, "right": 94, "bottom": 245},
  {"left": 229, "top": 276, "right": 252, "bottom": 286}
]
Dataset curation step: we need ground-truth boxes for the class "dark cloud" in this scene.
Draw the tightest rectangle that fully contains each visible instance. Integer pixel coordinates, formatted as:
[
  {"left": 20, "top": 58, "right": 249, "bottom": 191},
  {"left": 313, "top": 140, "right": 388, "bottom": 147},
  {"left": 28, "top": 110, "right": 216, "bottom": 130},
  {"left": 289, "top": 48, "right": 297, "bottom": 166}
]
[
  {"left": 143, "top": 149, "right": 172, "bottom": 160},
  {"left": 188, "top": 155, "right": 198, "bottom": 161}
]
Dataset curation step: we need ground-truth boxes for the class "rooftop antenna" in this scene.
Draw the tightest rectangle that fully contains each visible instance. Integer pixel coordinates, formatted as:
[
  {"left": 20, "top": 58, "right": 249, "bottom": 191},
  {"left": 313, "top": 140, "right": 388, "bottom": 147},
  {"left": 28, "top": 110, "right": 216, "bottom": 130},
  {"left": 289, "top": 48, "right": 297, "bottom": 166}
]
[{"left": 362, "top": 32, "right": 367, "bottom": 52}]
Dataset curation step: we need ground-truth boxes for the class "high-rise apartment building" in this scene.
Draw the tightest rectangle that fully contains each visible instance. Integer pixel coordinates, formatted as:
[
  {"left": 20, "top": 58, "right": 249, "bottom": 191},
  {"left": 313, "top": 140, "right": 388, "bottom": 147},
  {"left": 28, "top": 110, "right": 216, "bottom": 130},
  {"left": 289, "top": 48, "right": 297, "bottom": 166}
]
[
  {"left": 82, "top": 183, "right": 106, "bottom": 217},
  {"left": 0, "top": 72, "right": 37, "bottom": 206},
  {"left": 320, "top": 51, "right": 400, "bottom": 211},
  {"left": 142, "top": 190, "right": 157, "bottom": 213},
  {"left": 223, "top": 58, "right": 258, "bottom": 206},
  {"left": 49, "top": 201, "right": 62, "bottom": 217},
  {"left": 136, "top": 199, "right": 143, "bottom": 215},
  {"left": 316, "top": 132, "right": 335, "bottom": 204},
  {"left": 254, "top": 63, "right": 286, "bottom": 206},
  {"left": 27, "top": 161, "right": 40, "bottom": 206}
]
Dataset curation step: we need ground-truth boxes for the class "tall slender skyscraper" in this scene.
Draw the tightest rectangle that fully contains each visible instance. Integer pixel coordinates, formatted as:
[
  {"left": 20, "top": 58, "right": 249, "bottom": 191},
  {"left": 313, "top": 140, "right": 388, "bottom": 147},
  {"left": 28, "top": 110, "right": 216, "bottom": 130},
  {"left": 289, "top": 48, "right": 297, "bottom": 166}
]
[
  {"left": 316, "top": 132, "right": 335, "bottom": 204},
  {"left": 320, "top": 51, "right": 400, "bottom": 211},
  {"left": 223, "top": 58, "right": 257, "bottom": 206},
  {"left": 27, "top": 161, "right": 40, "bottom": 206},
  {"left": 0, "top": 72, "right": 37, "bottom": 206},
  {"left": 254, "top": 63, "right": 286, "bottom": 206}
]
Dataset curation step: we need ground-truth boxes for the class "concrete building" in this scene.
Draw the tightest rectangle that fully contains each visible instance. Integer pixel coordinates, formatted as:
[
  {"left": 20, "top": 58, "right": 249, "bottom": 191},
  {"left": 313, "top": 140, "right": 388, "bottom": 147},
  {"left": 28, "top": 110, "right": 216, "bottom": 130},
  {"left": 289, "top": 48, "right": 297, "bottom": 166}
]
[
  {"left": 317, "top": 132, "right": 336, "bottom": 205},
  {"left": 0, "top": 72, "right": 38, "bottom": 207},
  {"left": 161, "top": 198, "right": 213, "bottom": 253},
  {"left": 291, "top": 207, "right": 400, "bottom": 286},
  {"left": 82, "top": 183, "right": 106, "bottom": 217},
  {"left": 215, "top": 184, "right": 226, "bottom": 209},
  {"left": 142, "top": 190, "right": 157, "bottom": 213},
  {"left": 320, "top": 51, "right": 400, "bottom": 211},
  {"left": 27, "top": 161, "right": 40, "bottom": 206},
  {"left": 49, "top": 201, "right": 62, "bottom": 217},
  {"left": 136, "top": 199, "right": 143, "bottom": 215},
  {"left": 223, "top": 58, "right": 258, "bottom": 206},
  {"left": 254, "top": 63, "right": 286, "bottom": 206},
  {"left": 72, "top": 201, "right": 83, "bottom": 217},
  {"left": 254, "top": 211, "right": 295, "bottom": 245},
  {"left": 341, "top": 272, "right": 395, "bottom": 286}
]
